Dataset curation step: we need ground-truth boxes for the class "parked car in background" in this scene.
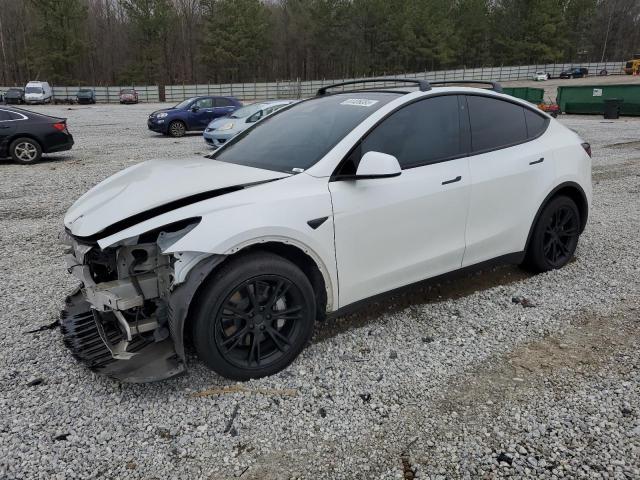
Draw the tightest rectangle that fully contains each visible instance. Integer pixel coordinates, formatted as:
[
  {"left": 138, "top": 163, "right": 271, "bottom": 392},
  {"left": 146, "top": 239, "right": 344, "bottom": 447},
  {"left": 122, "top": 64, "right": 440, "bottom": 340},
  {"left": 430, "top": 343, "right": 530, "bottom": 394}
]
[
  {"left": 24, "top": 81, "right": 53, "bottom": 104},
  {"left": 119, "top": 89, "right": 139, "bottom": 104},
  {"left": 148, "top": 96, "right": 242, "bottom": 137},
  {"left": 4, "top": 88, "right": 25, "bottom": 104},
  {"left": 61, "top": 79, "right": 591, "bottom": 382},
  {"left": 559, "top": 68, "right": 588, "bottom": 79},
  {"left": 76, "top": 88, "right": 96, "bottom": 104},
  {"left": 0, "top": 106, "right": 73, "bottom": 164},
  {"left": 532, "top": 71, "right": 550, "bottom": 81},
  {"left": 203, "top": 100, "right": 294, "bottom": 148}
]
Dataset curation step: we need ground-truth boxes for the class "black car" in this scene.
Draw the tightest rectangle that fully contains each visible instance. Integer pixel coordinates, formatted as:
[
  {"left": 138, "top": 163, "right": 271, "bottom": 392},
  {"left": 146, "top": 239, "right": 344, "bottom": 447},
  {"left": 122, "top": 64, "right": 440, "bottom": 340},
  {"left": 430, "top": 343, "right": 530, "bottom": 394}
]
[
  {"left": 559, "top": 67, "right": 588, "bottom": 79},
  {"left": 4, "top": 88, "right": 25, "bottom": 104},
  {"left": 0, "top": 106, "right": 74, "bottom": 164},
  {"left": 76, "top": 88, "right": 96, "bottom": 104}
]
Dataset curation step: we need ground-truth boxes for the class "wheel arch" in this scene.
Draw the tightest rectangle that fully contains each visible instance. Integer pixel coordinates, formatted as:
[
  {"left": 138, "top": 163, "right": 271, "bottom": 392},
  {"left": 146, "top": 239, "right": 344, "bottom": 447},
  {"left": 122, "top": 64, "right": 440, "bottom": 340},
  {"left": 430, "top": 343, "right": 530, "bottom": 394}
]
[
  {"left": 524, "top": 181, "right": 589, "bottom": 254},
  {"left": 174, "top": 239, "right": 332, "bottom": 362},
  {"left": 8, "top": 133, "right": 42, "bottom": 149}
]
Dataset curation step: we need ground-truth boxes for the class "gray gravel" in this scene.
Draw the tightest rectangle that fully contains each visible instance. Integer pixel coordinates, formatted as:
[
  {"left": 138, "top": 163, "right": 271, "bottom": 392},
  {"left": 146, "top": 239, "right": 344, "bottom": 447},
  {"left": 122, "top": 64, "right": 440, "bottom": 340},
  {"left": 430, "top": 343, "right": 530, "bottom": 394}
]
[{"left": 0, "top": 104, "right": 639, "bottom": 479}]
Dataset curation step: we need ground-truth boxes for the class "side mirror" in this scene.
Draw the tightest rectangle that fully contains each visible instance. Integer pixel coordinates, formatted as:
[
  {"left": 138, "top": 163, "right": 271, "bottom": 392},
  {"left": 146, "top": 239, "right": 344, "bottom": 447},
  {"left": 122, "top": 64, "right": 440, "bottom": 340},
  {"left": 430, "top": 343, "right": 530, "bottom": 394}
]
[
  {"left": 352, "top": 151, "right": 401, "bottom": 179},
  {"left": 191, "top": 105, "right": 199, "bottom": 112}
]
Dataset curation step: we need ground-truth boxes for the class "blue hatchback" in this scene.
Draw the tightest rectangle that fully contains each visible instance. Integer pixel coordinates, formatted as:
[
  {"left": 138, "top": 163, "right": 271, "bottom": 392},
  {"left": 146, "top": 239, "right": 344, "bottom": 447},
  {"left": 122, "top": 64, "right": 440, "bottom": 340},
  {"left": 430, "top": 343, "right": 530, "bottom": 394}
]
[{"left": 148, "top": 96, "right": 242, "bottom": 137}]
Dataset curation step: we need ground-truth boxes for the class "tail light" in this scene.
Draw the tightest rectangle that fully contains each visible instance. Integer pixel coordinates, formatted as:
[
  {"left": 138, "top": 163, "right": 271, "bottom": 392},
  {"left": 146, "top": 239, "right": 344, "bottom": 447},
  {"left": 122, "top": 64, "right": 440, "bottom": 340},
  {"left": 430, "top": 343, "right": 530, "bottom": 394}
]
[
  {"left": 581, "top": 142, "right": 592, "bottom": 158},
  {"left": 52, "top": 122, "right": 67, "bottom": 132}
]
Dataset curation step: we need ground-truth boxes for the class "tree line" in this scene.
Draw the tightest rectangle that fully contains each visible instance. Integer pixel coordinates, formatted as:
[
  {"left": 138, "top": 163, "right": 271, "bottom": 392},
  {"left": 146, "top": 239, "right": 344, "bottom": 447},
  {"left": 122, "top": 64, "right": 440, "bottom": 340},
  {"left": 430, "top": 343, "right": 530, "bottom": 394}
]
[{"left": 0, "top": 0, "right": 638, "bottom": 87}]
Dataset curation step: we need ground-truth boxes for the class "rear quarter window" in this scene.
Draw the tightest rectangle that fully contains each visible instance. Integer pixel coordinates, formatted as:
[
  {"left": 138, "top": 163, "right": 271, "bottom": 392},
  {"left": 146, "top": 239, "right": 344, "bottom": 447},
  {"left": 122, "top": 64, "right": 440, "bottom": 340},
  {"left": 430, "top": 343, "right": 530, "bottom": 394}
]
[
  {"left": 523, "top": 108, "right": 548, "bottom": 139},
  {"left": 467, "top": 95, "right": 527, "bottom": 152}
]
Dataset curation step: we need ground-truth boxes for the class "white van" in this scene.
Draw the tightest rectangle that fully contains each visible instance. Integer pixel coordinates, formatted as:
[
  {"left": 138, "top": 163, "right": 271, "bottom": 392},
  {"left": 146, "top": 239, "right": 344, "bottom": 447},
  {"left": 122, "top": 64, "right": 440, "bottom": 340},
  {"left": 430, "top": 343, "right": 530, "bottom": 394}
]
[{"left": 24, "top": 81, "right": 53, "bottom": 104}]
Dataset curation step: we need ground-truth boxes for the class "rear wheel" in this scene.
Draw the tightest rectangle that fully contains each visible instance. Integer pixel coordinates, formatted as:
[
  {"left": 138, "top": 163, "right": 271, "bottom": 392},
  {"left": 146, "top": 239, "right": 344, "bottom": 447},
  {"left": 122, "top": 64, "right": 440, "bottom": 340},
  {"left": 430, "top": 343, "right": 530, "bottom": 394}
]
[
  {"left": 523, "top": 195, "right": 581, "bottom": 272},
  {"left": 192, "top": 252, "right": 316, "bottom": 380},
  {"left": 168, "top": 120, "right": 186, "bottom": 137},
  {"left": 10, "top": 137, "right": 42, "bottom": 164}
]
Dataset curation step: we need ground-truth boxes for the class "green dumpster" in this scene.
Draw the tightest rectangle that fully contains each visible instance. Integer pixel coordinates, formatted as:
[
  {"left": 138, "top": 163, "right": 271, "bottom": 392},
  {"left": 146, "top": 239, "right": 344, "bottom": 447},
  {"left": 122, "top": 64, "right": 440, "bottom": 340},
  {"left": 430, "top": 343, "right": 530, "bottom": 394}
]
[
  {"left": 557, "top": 84, "right": 640, "bottom": 116},
  {"left": 503, "top": 87, "right": 544, "bottom": 104}
]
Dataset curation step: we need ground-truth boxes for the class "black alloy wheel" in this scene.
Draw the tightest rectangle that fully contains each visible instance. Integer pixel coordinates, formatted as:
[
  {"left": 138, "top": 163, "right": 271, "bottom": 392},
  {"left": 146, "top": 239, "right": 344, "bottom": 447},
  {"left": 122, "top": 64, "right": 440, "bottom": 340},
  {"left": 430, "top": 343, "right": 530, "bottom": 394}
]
[
  {"left": 193, "top": 252, "right": 316, "bottom": 380},
  {"left": 523, "top": 195, "right": 581, "bottom": 272},
  {"left": 542, "top": 204, "right": 579, "bottom": 268},
  {"left": 215, "top": 276, "right": 307, "bottom": 369}
]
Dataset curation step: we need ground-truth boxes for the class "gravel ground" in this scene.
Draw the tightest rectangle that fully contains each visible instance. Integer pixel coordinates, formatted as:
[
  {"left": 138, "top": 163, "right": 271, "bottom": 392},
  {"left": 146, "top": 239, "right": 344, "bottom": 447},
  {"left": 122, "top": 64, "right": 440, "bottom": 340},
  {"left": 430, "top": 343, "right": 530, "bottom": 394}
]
[{"left": 0, "top": 104, "right": 639, "bottom": 479}]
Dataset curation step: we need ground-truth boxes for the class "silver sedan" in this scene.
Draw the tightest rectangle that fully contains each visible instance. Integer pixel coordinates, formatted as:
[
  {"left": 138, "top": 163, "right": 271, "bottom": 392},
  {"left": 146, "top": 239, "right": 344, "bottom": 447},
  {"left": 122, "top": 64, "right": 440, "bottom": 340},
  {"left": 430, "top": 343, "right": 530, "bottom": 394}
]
[{"left": 203, "top": 100, "right": 295, "bottom": 148}]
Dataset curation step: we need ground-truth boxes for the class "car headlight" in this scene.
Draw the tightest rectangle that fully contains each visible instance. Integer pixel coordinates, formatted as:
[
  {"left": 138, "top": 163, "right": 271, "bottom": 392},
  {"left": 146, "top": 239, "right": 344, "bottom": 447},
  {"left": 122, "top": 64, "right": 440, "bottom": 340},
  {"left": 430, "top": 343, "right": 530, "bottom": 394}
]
[
  {"left": 156, "top": 112, "right": 168, "bottom": 119},
  {"left": 217, "top": 122, "right": 234, "bottom": 131}
]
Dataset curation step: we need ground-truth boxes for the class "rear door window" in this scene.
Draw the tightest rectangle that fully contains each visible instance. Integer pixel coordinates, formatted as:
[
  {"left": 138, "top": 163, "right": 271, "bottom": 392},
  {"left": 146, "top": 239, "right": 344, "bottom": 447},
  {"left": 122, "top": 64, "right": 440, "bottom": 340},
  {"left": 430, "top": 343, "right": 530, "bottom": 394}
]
[
  {"left": 215, "top": 98, "right": 234, "bottom": 107},
  {"left": 357, "top": 95, "right": 463, "bottom": 170},
  {"left": 466, "top": 95, "right": 527, "bottom": 152},
  {"left": 0, "top": 110, "right": 10, "bottom": 121}
]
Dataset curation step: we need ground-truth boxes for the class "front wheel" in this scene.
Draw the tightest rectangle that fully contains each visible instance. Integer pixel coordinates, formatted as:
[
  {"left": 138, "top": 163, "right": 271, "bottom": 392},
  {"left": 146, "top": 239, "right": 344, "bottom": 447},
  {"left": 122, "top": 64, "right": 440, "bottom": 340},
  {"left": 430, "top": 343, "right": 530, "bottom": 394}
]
[
  {"left": 522, "top": 196, "right": 581, "bottom": 272},
  {"left": 168, "top": 120, "right": 186, "bottom": 137},
  {"left": 192, "top": 252, "right": 316, "bottom": 380},
  {"left": 10, "top": 137, "right": 42, "bottom": 164}
]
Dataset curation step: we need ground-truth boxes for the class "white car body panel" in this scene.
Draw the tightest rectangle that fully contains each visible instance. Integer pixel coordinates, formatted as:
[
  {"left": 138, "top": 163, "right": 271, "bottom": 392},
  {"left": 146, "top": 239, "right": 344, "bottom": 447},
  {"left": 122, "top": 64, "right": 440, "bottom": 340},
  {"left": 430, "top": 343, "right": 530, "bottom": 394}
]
[
  {"left": 330, "top": 157, "right": 471, "bottom": 306},
  {"left": 462, "top": 133, "right": 557, "bottom": 266}
]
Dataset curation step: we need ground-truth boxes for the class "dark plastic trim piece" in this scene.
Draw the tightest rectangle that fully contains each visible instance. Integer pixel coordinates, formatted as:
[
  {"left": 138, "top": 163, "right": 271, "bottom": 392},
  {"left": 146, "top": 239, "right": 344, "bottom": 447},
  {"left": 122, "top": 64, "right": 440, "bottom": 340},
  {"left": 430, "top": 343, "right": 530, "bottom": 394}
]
[
  {"left": 442, "top": 175, "right": 462, "bottom": 185},
  {"left": 307, "top": 217, "right": 329, "bottom": 230}
]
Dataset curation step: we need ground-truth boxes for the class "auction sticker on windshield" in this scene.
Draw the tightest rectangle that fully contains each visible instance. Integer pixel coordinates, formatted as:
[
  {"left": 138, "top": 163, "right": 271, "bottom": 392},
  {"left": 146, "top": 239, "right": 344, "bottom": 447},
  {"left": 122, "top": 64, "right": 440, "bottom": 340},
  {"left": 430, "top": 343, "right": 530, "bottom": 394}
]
[{"left": 340, "top": 98, "right": 379, "bottom": 107}]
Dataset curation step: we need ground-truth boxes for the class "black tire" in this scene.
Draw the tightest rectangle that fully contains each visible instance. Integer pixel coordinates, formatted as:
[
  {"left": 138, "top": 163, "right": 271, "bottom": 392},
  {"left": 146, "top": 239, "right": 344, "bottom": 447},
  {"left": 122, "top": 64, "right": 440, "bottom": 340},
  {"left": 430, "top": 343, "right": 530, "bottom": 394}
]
[
  {"left": 168, "top": 120, "right": 186, "bottom": 137},
  {"left": 522, "top": 195, "right": 581, "bottom": 272},
  {"left": 192, "top": 251, "right": 316, "bottom": 380},
  {"left": 10, "top": 137, "right": 42, "bottom": 164}
]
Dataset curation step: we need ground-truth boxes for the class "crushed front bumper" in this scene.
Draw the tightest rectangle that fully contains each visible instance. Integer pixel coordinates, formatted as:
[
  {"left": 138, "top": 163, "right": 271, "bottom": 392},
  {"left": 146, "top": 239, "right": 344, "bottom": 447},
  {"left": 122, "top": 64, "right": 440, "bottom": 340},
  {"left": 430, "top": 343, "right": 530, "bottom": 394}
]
[
  {"left": 60, "top": 226, "right": 223, "bottom": 383},
  {"left": 60, "top": 290, "right": 184, "bottom": 382}
]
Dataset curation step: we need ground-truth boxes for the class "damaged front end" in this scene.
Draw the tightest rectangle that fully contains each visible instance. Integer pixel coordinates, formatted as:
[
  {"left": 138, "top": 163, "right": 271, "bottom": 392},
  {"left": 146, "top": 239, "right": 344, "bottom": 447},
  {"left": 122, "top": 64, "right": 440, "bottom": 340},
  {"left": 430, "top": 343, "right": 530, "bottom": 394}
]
[{"left": 60, "top": 220, "right": 222, "bottom": 382}]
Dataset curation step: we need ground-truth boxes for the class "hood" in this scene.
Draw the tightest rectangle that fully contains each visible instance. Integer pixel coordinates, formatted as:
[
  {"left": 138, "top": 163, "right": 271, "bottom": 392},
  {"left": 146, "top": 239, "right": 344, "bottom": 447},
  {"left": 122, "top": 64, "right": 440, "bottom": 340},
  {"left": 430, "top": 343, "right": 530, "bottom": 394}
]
[
  {"left": 151, "top": 107, "right": 175, "bottom": 115},
  {"left": 25, "top": 92, "right": 44, "bottom": 98},
  {"left": 65, "top": 157, "right": 289, "bottom": 239}
]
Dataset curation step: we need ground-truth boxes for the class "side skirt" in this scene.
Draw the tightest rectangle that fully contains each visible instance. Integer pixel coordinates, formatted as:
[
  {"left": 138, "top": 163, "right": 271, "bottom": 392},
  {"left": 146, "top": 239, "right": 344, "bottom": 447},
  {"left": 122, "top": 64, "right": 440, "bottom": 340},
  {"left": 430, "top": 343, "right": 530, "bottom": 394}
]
[{"left": 327, "top": 252, "right": 525, "bottom": 320}]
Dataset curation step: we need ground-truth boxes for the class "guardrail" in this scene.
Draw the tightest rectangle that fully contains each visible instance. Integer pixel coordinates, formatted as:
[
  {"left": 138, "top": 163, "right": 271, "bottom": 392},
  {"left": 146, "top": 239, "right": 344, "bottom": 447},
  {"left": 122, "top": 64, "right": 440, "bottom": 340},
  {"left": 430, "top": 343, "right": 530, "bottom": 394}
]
[{"left": 0, "top": 61, "right": 625, "bottom": 104}]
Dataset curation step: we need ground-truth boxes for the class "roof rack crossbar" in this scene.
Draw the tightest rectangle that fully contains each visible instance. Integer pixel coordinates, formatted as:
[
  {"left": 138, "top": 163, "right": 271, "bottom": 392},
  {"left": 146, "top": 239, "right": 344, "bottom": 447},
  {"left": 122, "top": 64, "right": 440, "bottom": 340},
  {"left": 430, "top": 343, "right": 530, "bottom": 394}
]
[
  {"left": 429, "top": 80, "right": 503, "bottom": 93},
  {"left": 317, "top": 78, "right": 431, "bottom": 96}
]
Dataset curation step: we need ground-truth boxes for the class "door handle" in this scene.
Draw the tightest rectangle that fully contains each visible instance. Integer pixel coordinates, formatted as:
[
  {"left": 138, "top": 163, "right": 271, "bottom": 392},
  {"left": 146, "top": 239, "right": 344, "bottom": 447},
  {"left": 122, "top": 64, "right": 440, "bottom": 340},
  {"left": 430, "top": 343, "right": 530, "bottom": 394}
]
[
  {"left": 529, "top": 157, "right": 544, "bottom": 165},
  {"left": 442, "top": 175, "right": 462, "bottom": 185}
]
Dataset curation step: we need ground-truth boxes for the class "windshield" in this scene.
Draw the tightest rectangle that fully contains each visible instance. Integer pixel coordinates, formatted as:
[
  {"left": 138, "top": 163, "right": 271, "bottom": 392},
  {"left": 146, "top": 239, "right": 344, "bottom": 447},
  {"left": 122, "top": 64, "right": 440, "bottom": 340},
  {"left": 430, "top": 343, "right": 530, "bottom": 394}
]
[
  {"left": 230, "top": 104, "right": 263, "bottom": 118},
  {"left": 173, "top": 98, "right": 195, "bottom": 109},
  {"left": 213, "top": 92, "right": 399, "bottom": 173},
  {"left": 25, "top": 87, "right": 42, "bottom": 94},
  {"left": 121, "top": 89, "right": 135, "bottom": 95}
]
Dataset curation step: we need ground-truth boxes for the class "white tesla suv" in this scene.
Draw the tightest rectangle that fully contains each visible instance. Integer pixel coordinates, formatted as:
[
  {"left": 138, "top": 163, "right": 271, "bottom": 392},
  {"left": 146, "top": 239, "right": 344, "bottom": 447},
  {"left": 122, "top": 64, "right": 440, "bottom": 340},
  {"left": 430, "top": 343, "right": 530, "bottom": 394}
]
[{"left": 61, "top": 79, "right": 592, "bottom": 382}]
